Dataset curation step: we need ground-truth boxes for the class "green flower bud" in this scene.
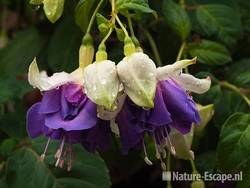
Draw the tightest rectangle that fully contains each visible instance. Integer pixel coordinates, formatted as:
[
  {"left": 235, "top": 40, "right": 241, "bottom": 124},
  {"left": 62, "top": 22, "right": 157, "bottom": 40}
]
[
  {"left": 191, "top": 180, "right": 206, "bottom": 188},
  {"left": 79, "top": 34, "right": 95, "bottom": 68},
  {"left": 43, "top": 0, "right": 64, "bottom": 23},
  {"left": 124, "top": 36, "right": 136, "bottom": 56},
  {"left": 117, "top": 52, "right": 157, "bottom": 108}
]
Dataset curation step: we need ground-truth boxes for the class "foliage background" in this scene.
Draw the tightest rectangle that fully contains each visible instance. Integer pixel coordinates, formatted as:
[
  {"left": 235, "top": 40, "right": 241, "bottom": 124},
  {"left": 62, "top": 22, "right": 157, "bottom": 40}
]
[{"left": 0, "top": 0, "right": 249, "bottom": 187}]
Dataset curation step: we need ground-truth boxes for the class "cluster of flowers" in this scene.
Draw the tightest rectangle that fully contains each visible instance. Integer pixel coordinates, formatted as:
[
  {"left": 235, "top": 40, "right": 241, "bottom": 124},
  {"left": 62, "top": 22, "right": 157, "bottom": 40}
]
[{"left": 26, "top": 34, "right": 211, "bottom": 171}]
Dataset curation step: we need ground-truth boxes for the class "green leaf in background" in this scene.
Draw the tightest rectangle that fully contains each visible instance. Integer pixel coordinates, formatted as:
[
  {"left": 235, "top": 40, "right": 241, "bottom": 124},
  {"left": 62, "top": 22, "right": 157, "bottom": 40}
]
[
  {"left": 0, "top": 77, "right": 31, "bottom": 104},
  {"left": 162, "top": 0, "right": 191, "bottom": 41},
  {"left": 217, "top": 113, "right": 250, "bottom": 172},
  {"left": 196, "top": 150, "right": 216, "bottom": 173},
  {"left": 75, "top": 0, "right": 98, "bottom": 32},
  {"left": 235, "top": 72, "right": 250, "bottom": 88},
  {"left": 0, "top": 28, "right": 46, "bottom": 76},
  {"left": 188, "top": 39, "right": 231, "bottom": 65},
  {"left": 116, "top": 0, "right": 155, "bottom": 15},
  {"left": 196, "top": 4, "right": 242, "bottom": 46},
  {"left": 0, "top": 110, "right": 27, "bottom": 140},
  {"left": 224, "top": 59, "right": 250, "bottom": 88},
  {"left": 48, "top": 17, "right": 82, "bottom": 72},
  {"left": 4, "top": 145, "right": 111, "bottom": 188}
]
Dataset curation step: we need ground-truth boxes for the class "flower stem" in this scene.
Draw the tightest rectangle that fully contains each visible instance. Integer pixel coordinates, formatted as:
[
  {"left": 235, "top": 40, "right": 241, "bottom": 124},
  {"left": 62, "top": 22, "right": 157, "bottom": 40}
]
[
  {"left": 166, "top": 152, "right": 172, "bottom": 188},
  {"left": 143, "top": 28, "right": 162, "bottom": 66},
  {"left": 220, "top": 81, "right": 250, "bottom": 107},
  {"left": 115, "top": 15, "right": 129, "bottom": 37},
  {"left": 125, "top": 11, "right": 135, "bottom": 37},
  {"left": 100, "top": 27, "right": 113, "bottom": 46},
  {"left": 86, "top": 0, "right": 105, "bottom": 34},
  {"left": 176, "top": 42, "right": 186, "bottom": 61},
  {"left": 190, "top": 159, "right": 198, "bottom": 173}
]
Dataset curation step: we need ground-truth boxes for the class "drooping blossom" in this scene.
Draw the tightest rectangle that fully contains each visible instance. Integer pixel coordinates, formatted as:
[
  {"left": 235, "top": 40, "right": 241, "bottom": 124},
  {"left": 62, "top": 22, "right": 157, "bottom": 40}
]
[
  {"left": 26, "top": 58, "right": 111, "bottom": 170},
  {"left": 116, "top": 55, "right": 211, "bottom": 168}
]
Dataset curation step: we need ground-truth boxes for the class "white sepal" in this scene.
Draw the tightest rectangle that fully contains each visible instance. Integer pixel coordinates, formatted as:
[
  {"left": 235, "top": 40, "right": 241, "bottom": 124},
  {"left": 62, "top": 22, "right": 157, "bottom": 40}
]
[
  {"left": 156, "top": 58, "right": 196, "bottom": 81},
  {"left": 174, "top": 74, "right": 211, "bottom": 94},
  {"left": 83, "top": 60, "right": 120, "bottom": 110},
  {"left": 117, "top": 52, "right": 157, "bottom": 108},
  {"left": 28, "top": 58, "right": 81, "bottom": 91}
]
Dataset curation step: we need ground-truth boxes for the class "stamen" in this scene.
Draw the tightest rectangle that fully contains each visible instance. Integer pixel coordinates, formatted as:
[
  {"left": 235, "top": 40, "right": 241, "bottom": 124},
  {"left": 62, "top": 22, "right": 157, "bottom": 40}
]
[
  {"left": 40, "top": 137, "right": 51, "bottom": 161},
  {"left": 152, "top": 134, "right": 161, "bottom": 159},
  {"left": 55, "top": 136, "right": 66, "bottom": 167},
  {"left": 165, "top": 131, "right": 176, "bottom": 156},
  {"left": 142, "top": 139, "right": 153, "bottom": 166},
  {"left": 67, "top": 144, "right": 73, "bottom": 171}
]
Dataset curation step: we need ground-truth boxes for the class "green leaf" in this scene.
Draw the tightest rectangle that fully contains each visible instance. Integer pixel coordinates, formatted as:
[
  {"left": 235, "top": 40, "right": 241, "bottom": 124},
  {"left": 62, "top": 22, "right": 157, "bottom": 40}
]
[
  {"left": 0, "top": 76, "right": 31, "bottom": 104},
  {"left": 162, "top": 0, "right": 191, "bottom": 41},
  {"left": 217, "top": 113, "right": 250, "bottom": 172},
  {"left": 5, "top": 145, "right": 111, "bottom": 188},
  {"left": 75, "top": 0, "right": 98, "bottom": 32},
  {"left": 116, "top": 0, "right": 155, "bottom": 15},
  {"left": 0, "top": 138, "right": 17, "bottom": 158},
  {"left": 0, "top": 111, "right": 27, "bottom": 139},
  {"left": 196, "top": 4, "right": 242, "bottom": 46},
  {"left": 188, "top": 39, "right": 231, "bottom": 65},
  {"left": 43, "top": 0, "right": 65, "bottom": 23},
  {"left": 96, "top": 13, "right": 110, "bottom": 37},
  {"left": 235, "top": 72, "right": 250, "bottom": 88},
  {"left": 48, "top": 17, "right": 82, "bottom": 72},
  {"left": 0, "top": 28, "right": 46, "bottom": 76}
]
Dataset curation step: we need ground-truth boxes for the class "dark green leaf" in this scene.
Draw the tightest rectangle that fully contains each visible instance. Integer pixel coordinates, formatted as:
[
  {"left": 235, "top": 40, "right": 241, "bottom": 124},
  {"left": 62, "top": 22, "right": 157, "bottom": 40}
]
[
  {"left": 162, "top": 0, "right": 191, "bottom": 40},
  {"left": 48, "top": 17, "right": 82, "bottom": 72},
  {"left": 196, "top": 4, "right": 242, "bottom": 46},
  {"left": 0, "top": 28, "right": 46, "bottom": 76},
  {"left": 75, "top": 0, "right": 98, "bottom": 32},
  {"left": 188, "top": 39, "right": 231, "bottom": 65},
  {"left": 217, "top": 113, "right": 250, "bottom": 172},
  {"left": 5, "top": 146, "right": 111, "bottom": 188},
  {"left": 116, "top": 0, "right": 155, "bottom": 15},
  {"left": 0, "top": 111, "right": 27, "bottom": 139}
]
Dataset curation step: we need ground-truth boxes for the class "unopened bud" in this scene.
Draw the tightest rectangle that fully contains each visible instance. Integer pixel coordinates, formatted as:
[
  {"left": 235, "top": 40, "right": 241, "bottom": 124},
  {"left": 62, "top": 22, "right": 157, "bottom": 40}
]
[{"left": 79, "top": 34, "right": 94, "bottom": 68}]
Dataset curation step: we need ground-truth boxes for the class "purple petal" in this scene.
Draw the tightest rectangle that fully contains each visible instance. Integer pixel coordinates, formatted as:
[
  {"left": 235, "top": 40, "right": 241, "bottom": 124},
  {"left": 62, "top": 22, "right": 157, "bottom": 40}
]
[
  {"left": 116, "top": 104, "right": 144, "bottom": 154},
  {"left": 159, "top": 79, "right": 200, "bottom": 123},
  {"left": 82, "top": 120, "right": 111, "bottom": 153},
  {"left": 171, "top": 120, "right": 193, "bottom": 134},
  {"left": 44, "top": 127, "right": 84, "bottom": 144},
  {"left": 62, "top": 83, "right": 84, "bottom": 104},
  {"left": 45, "top": 99, "right": 97, "bottom": 131},
  {"left": 39, "top": 88, "right": 61, "bottom": 114},
  {"left": 26, "top": 102, "right": 44, "bottom": 138}
]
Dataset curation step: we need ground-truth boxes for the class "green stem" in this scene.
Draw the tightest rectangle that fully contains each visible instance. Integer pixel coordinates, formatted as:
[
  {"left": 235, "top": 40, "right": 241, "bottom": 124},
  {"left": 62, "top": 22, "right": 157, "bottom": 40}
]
[
  {"left": 100, "top": 27, "right": 113, "bottom": 46},
  {"left": 86, "top": 0, "right": 105, "bottom": 34},
  {"left": 166, "top": 152, "right": 172, "bottom": 188},
  {"left": 115, "top": 15, "right": 129, "bottom": 37},
  {"left": 220, "top": 81, "right": 250, "bottom": 107},
  {"left": 143, "top": 29, "right": 162, "bottom": 66},
  {"left": 176, "top": 42, "right": 186, "bottom": 61},
  {"left": 125, "top": 11, "right": 135, "bottom": 37},
  {"left": 190, "top": 160, "right": 198, "bottom": 174}
]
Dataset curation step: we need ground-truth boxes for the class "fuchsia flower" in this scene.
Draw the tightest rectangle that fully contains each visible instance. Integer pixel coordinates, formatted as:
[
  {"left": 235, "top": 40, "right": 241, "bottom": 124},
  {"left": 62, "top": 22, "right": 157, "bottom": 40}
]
[
  {"left": 116, "top": 53, "right": 211, "bottom": 167},
  {"left": 26, "top": 59, "right": 111, "bottom": 170}
]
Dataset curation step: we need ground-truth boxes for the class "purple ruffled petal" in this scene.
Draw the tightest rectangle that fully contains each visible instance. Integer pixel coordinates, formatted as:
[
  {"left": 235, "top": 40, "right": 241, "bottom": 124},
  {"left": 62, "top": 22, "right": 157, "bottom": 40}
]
[
  {"left": 129, "top": 86, "right": 172, "bottom": 126},
  {"left": 39, "top": 89, "right": 61, "bottom": 114},
  {"left": 26, "top": 102, "right": 45, "bottom": 138},
  {"left": 116, "top": 103, "right": 144, "bottom": 154},
  {"left": 171, "top": 120, "right": 193, "bottom": 134},
  {"left": 45, "top": 99, "right": 97, "bottom": 131},
  {"left": 82, "top": 120, "right": 111, "bottom": 153}
]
